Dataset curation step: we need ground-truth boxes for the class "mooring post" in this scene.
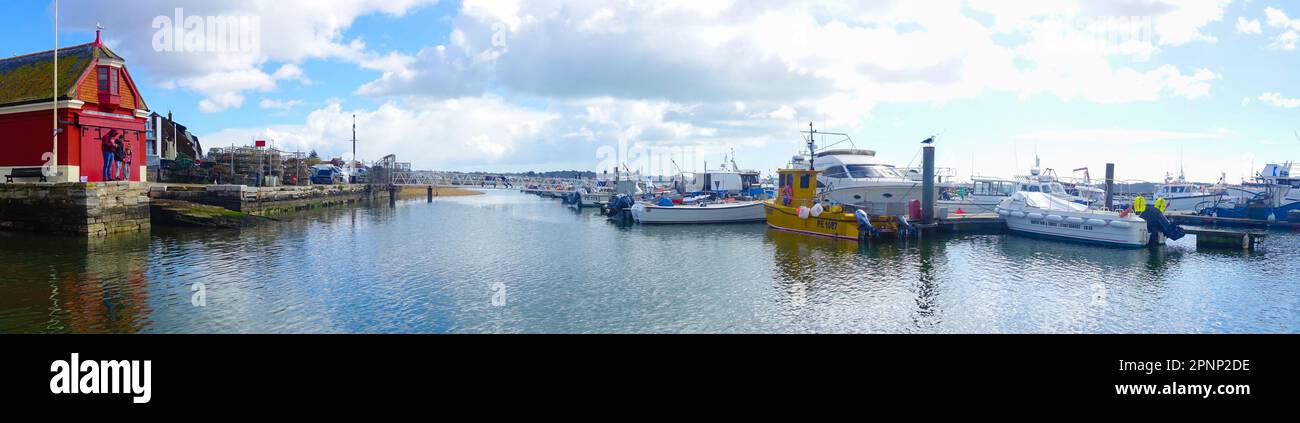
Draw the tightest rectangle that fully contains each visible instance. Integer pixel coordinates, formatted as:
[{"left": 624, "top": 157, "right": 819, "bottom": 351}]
[
  {"left": 389, "top": 185, "right": 397, "bottom": 207},
  {"left": 921, "top": 144, "right": 935, "bottom": 226},
  {"left": 1104, "top": 163, "right": 1115, "bottom": 211},
  {"left": 427, "top": 185, "right": 433, "bottom": 203}
]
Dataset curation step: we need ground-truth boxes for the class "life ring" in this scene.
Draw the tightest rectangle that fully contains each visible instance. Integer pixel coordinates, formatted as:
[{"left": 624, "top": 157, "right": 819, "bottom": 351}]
[
  {"left": 1154, "top": 197, "right": 1167, "bottom": 213},
  {"left": 1133, "top": 196, "right": 1146, "bottom": 213}
]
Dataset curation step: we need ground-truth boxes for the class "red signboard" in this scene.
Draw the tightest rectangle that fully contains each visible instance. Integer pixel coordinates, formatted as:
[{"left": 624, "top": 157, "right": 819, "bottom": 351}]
[{"left": 255, "top": 139, "right": 267, "bottom": 147}]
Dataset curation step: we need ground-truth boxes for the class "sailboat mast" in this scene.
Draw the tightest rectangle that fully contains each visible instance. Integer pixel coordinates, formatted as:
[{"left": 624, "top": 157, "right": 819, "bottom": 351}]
[{"left": 351, "top": 114, "right": 356, "bottom": 168}]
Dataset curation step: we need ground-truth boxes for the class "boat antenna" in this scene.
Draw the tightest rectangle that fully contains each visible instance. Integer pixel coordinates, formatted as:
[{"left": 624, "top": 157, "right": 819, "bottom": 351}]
[{"left": 807, "top": 122, "right": 817, "bottom": 170}]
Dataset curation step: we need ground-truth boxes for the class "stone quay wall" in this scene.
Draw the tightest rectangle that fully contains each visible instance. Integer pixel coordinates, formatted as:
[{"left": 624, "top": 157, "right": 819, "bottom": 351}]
[
  {"left": 149, "top": 184, "right": 387, "bottom": 216},
  {"left": 0, "top": 182, "right": 150, "bottom": 236}
]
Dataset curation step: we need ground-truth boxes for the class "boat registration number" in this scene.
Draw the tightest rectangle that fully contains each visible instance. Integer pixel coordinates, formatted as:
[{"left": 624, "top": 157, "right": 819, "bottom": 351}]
[{"left": 1030, "top": 219, "right": 1094, "bottom": 231}]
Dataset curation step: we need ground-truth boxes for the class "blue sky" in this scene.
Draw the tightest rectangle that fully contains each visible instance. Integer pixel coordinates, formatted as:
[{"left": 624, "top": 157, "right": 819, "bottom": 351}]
[{"left": 5, "top": 0, "right": 1299, "bottom": 183}]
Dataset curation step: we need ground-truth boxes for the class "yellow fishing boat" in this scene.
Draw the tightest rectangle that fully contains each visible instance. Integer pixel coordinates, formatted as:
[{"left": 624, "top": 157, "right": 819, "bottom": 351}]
[{"left": 764, "top": 168, "right": 900, "bottom": 241}]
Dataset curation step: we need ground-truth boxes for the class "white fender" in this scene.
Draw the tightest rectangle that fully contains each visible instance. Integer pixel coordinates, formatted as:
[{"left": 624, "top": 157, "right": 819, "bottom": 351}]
[
  {"left": 1045, "top": 214, "right": 1064, "bottom": 223},
  {"left": 1027, "top": 212, "right": 1044, "bottom": 220},
  {"left": 997, "top": 209, "right": 1010, "bottom": 217},
  {"left": 1086, "top": 218, "right": 1107, "bottom": 226},
  {"left": 1011, "top": 211, "right": 1026, "bottom": 218},
  {"left": 1109, "top": 220, "right": 1132, "bottom": 229},
  {"left": 810, "top": 203, "right": 824, "bottom": 217},
  {"left": 1064, "top": 217, "right": 1084, "bottom": 225},
  {"left": 797, "top": 206, "right": 810, "bottom": 219}
]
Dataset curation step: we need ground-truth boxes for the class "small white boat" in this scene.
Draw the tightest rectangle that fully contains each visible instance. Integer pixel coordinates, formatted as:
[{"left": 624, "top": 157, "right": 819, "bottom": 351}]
[
  {"left": 1153, "top": 172, "right": 1222, "bottom": 212},
  {"left": 996, "top": 191, "right": 1155, "bottom": 248},
  {"left": 630, "top": 201, "right": 766, "bottom": 224},
  {"left": 937, "top": 176, "right": 1016, "bottom": 214}
]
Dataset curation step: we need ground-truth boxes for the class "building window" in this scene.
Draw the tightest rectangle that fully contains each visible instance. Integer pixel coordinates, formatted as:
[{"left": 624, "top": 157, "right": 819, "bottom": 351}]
[
  {"left": 97, "top": 67, "right": 109, "bottom": 92},
  {"left": 96, "top": 66, "right": 121, "bottom": 106}
]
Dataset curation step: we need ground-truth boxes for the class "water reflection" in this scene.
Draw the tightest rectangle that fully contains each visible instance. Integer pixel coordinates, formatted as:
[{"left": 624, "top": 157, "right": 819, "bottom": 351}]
[
  {"left": 0, "top": 232, "right": 151, "bottom": 333},
  {"left": 1, "top": 190, "right": 1297, "bottom": 333}
]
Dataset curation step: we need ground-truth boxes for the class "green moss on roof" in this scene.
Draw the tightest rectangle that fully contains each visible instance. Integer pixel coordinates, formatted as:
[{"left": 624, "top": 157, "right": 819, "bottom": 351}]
[{"left": 0, "top": 43, "right": 96, "bottom": 107}]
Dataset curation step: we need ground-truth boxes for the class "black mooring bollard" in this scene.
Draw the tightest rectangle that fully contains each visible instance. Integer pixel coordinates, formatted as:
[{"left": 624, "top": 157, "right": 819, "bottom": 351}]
[
  {"left": 389, "top": 186, "right": 397, "bottom": 207},
  {"left": 921, "top": 145, "right": 935, "bottom": 226},
  {"left": 427, "top": 186, "right": 433, "bottom": 202}
]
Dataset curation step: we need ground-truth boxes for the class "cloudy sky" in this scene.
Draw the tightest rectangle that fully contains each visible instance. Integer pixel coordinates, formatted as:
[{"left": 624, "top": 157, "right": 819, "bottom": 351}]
[{"left": 7, "top": 0, "right": 1300, "bottom": 182}]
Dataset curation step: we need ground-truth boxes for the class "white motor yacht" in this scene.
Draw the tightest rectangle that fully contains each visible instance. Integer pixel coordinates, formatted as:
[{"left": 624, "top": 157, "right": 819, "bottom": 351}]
[{"left": 790, "top": 149, "right": 931, "bottom": 207}]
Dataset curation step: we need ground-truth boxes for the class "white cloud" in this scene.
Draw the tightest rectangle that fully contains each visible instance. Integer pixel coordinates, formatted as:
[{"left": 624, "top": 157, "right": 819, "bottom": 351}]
[
  {"left": 259, "top": 99, "right": 304, "bottom": 111},
  {"left": 1237, "top": 17, "right": 1262, "bottom": 34},
  {"left": 207, "top": 96, "right": 559, "bottom": 167},
  {"left": 1261, "top": 7, "right": 1300, "bottom": 50},
  {"left": 1258, "top": 92, "right": 1300, "bottom": 108},
  {"left": 1272, "top": 30, "right": 1299, "bottom": 50},
  {"left": 1017, "top": 128, "right": 1224, "bottom": 145},
  {"left": 271, "top": 64, "right": 313, "bottom": 85},
  {"left": 1151, "top": 0, "right": 1231, "bottom": 46},
  {"left": 767, "top": 105, "right": 796, "bottom": 120},
  {"left": 1265, "top": 7, "right": 1295, "bottom": 29},
  {"left": 369, "top": 0, "right": 1222, "bottom": 114},
  {"left": 68, "top": 0, "right": 1246, "bottom": 175},
  {"left": 63, "top": 0, "right": 438, "bottom": 111},
  {"left": 179, "top": 68, "right": 276, "bottom": 113}
]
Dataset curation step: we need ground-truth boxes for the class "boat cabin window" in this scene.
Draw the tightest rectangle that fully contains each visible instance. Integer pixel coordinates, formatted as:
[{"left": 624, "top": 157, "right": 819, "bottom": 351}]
[
  {"left": 800, "top": 174, "right": 810, "bottom": 189},
  {"left": 823, "top": 166, "right": 848, "bottom": 179},
  {"left": 975, "top": 181, "right": 1014, "bottom": 196},
  {"left": 845, "top": 164, "right": 901, "bottom": 179},
  {"left": 1024, "top": 184, "right": 1040, "bottom": 192}
]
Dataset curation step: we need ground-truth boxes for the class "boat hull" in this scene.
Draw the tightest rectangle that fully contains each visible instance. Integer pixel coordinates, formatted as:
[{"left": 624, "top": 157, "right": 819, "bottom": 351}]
[
  {"left": 631, "top": 201, "right": 766, "bottom": 224},
  {"left": 937, "top": 199, "right": 1000, "bottom": 214},
  {"left": 998, "top": 207, "right": 1153, "bottom": 247},
  {"left": 762, "top": 201, "right": 900, "bottom": 241},
  {"left": 821, "top": 183, "right": 932, "bottom": 206},
  {"left": 1160, "top": 193, "right": 1223, "bottom": 212}
]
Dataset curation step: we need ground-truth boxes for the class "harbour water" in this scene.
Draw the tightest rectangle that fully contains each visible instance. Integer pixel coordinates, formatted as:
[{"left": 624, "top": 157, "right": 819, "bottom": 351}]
[{"left": 1, "top": 190, "right": 1297, "bottom": 333}]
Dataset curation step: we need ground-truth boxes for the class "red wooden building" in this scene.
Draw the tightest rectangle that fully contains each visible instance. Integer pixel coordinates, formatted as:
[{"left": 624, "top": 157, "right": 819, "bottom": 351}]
[{"left": 0, "top": 29, "right": 148, "bottom": 183}]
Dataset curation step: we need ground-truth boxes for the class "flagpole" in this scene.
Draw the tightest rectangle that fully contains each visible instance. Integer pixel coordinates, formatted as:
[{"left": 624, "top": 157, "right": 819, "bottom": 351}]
[{"left": 52, "top": 0, "right": 59, "bottom": 179}]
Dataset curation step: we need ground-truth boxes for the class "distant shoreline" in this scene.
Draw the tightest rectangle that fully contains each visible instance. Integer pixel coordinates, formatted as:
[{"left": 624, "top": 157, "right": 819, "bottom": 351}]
[{"left": 396, "top": 186, "right": 484, "bottom": 199}]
